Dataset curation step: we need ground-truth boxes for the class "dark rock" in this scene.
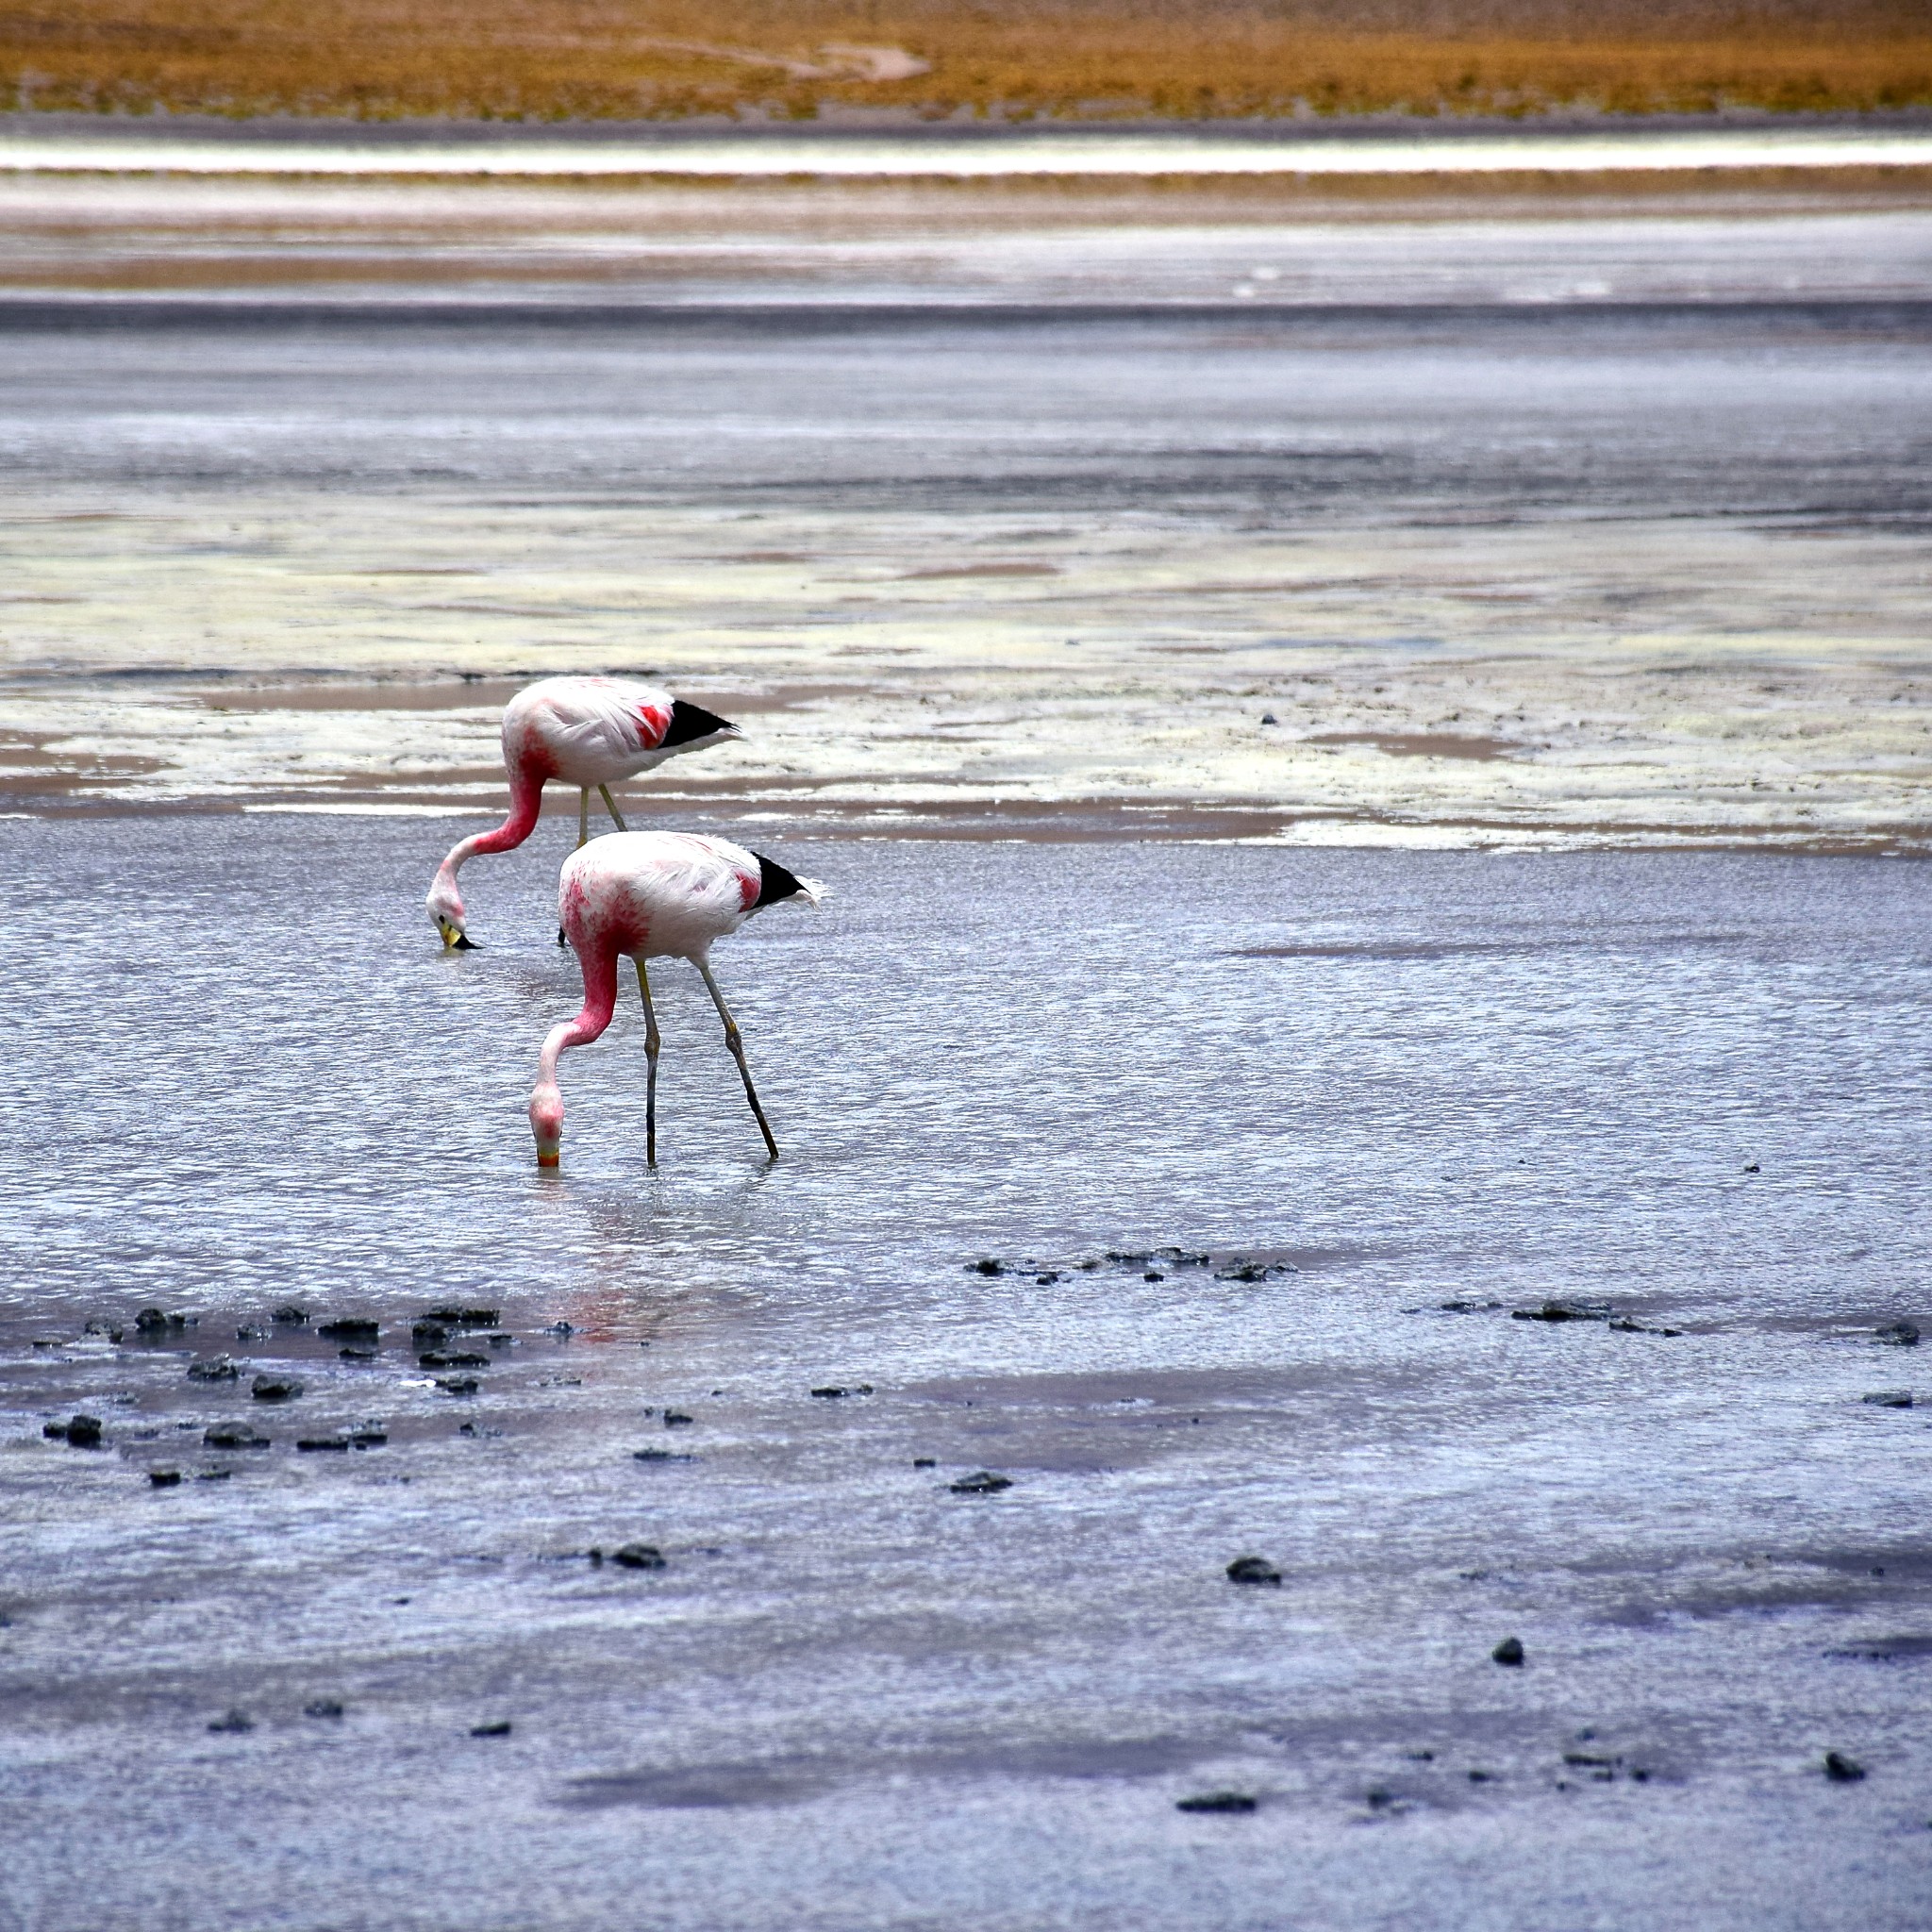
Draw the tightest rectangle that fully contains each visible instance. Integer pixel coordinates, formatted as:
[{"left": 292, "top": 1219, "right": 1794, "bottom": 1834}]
[
  {"left": 1035, "top": 1272, "right": 1060, "bottom": 1285},
  {"left": 411, "top": 1322, "right": 450, "bottom": 1343},
  {"left": 187, "top": 1357, "right": 239, "bottom": 1383},
  {"left": 347, "top": 1430, "right": 388, "bottom": 1448},
  {"left": 296, "top": 1437, "right": 349, "bottom": 1453},
  {"left": 809, "top": 1386, "right": 849, "bottom": 1399},
  {"left": 546, "top": 1322, "right": 575, "bottom": 1338},
  {"left": 235, "top": 1324, "right": 263, "bottom": 1341},
  {"left": 1225, "top": 1555, "right": 1282, "bottom": 1586},
  {"left": 1824, "top": 1751, "right": 1867, "bottom": 1782},
  {"left": 1467, "top": 1769, "right": 1494, "bottom": 1783},
  {"left": 912, "top": 1457, "right": 937, "bottom": 1468},
  {"left": 612, "top": 1543, "right": 666, "bottom": 1570},
  {"left": 204, "top": 1423, "right": 271, "bottom": 1449},
  {"left": 272, "top": 1306, "right": 308, "bottom": 1324},
  {"left": 1874, "top": 1323, "right": 1920, "bottom": 1348},
  {"left": 1743, "top": 1162, "right": 1760, "bottom": 1173},
  {"left": 251, "top": 1375, "right": 304, "bottom": 1402},
  {"left": 970, "top": 1259, "right": 1003, "bottom": 1276},
  {"left": 339, "top": 1347, "right": 379, "bottom": 1361},
  {"left": 64, "top": 1414, "right": 103, "bottom": 1448},
  {"left": 304, "top": 1700, "right": 345, "bottom": 1719},
  {"left": 471, "top": 1720, "right": 513, "bottom": 1737},
  {"left": 425, "top": 1307, "right": 499, "bottom": 1328},
  {"left": 632, "top": 1449, "right": 693, "bottom": 1464},
  {"left": 148, "top": 1469, "right": 183, "bottom": 1488},
  {"left": 1512, "top": 1302, "right": 1611, "bottom": 1324},
  {"left": 1863, "top": 1391, "right": 1914, "bottom": 1408},
  {"left": 317, "top": 1319, "right": 378, "bottom": 1343},
  {"left": 419, "top": 1351, "right": 490, "bottom": 1370},
  {"left": 1145, "top": 1271, "right": 1165, "bottom": 1282},
  {"left": 134, "top": 1307, "right": 170, "bottom": 1332},
  {"left": 662, "top": 1411, "right": 694, "bottom": 1427},
  {"left": 1261, "top": 712, "right": 1279, "bottom": 725},
  {"left": 1492, "top": 1636, "right": 1525, "bottom": 1666},
  {"left": 487, "top": 1333, "right": 516, "bottom": 1347},
  {"left": 436, "top": 1377, "right": 479, "bottom": 1396},
  {"left": 207, "top": 1709, "right": 254, "bottom": 1734},
  {"left": 1175, "top": 1790, "right": 1257, "bottom": 1814},
  {"left": 1364, "top": 1787, "right": 1399, "bottom": 1809},
  {"left": 41, "top": 1421, "right": 67, "bottom": 1440},
  {"left": 196, "top": 1469, "right": 233, "bottom": 1481},
  {"left": 950, "top": 1471, "right": 1012, "bottom": 1494}
]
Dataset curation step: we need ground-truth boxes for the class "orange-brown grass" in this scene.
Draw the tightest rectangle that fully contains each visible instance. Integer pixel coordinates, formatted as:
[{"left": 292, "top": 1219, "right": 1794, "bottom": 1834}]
[{"left": 4, "top": 2, "right": 1930, "bottom": 123}]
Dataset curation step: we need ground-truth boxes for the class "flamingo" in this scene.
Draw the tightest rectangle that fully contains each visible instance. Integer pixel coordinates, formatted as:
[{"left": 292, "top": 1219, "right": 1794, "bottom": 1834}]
[
  {"left": 530, "top": 831, "right": 824, "bottom": 1170},
  {"left": 425, "top": 675, "right": 741, "bottom": 947}
]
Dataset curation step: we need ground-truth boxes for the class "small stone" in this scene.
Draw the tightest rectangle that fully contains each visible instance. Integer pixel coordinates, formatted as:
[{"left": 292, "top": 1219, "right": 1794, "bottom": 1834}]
[
  {"left": 412, "top": 1321, "right": 450, "bottom": 1343},
  {"left": 1743, "top": 1162, "right": 1760, "bottom": 1173},
  {"left": 1492, "top": 1636, "right": 1525, "bottom": 1666},
  {"left": 347, "top": 1429, "right": 388, "bottom": 1448},
  {"left": 339, "top": 1346, "right": 379, "bottom": 1361},
  {"left": 1468, "top": 1769, "right": 1493, "bottom": 1783},
  {"left": 1824, "top": 1751, "right": 1867, "bottom": 1782},
  {"left": 64, "top": 1414, "right": 103, "bottom": 1448},
  {"left": 1862, "top": 1391, "right": 1913, "bottom": 1408},
  {"left": 1175, "top": 1790, "right": 1257, "bottom": 1814},
  {"left": 41, "top": 1421, "right": 68, "bottom": 1441},
  {"left": 148, "top": 1469, "right": 183, "bottom": 1488},
  {"left": 809, "top": 1386, "right": 848, "bottom": 1399},
  {"left": 487, "top": 1333, "right": 516, "bottom": 1347},
  {"left": 419, "top": 1351, "right": 490, "bottom": 1370},
  {"left": 612, "top": 1543, "right": 666, "bottom": 1570},
  {"left": 235, "top": 1324, "right": 263, "bottom": 1341},
  {"left": 296, "top": 1437, "right": 349, "bottom": 1452},
  {"left": 1260, "top": 712, "right": 1279, "bottom": 725},
  {"left": 950, "top": 1471, "right": 1012, "bottom": 1494},
  {"left": 1225, "top": 1555, "right": 1281, "bottom": 1586},
  {"left": 196, "top": 1469, "right": 233, "bottom": 1482},
  {"left": 632, "top": 1448, "right": 693, "bottom": 1464},
  {"left": 304, "top": 1700, "right": 345, "bottom": 1719},
  {"left": 662, "top": 1411, "right": 694, "bottom": 1427},
  {"left": 317, "top": 1319, "right": 378, "bottom": 1343},
  {"left": 436, "top": 1377, "right": 479, "bottom": 1396},
  {"left": 134, "top": 1307, "right": 170, "bottom": 1333},
  {"left": 471, "top": 1720, "right": 513, "bottom": 1737},
  {"left": 1874, "top": 1323, "right": 1920, "bottom": 1348},
  {"left": 204, "top": 1423, "right": 271, "bottom": 1449},
  {"left": 912, "top": 1457, "right": 937, "bottom": 1468},
  {"left": 207, "top": 1709, "right": 254, "bottom": 1734},
  {"left": 272, "top": 1306, "right": 308, "bottom": 1324},
  {"left": 971, "top": 1259, "right": 1003, "bottom": 1276},
  {"left": 187, "top": 1357, "right": 239, "bottom": 1382},
  {"left": 1511, "top": 1302, "right": 1610, "bottom": 1324},
  {"left": 251, "top": 1375, "right": 304, "bottom": 1402},
  {"left": 546, "top": 1322, "right": 575, "bottom": 1338}
]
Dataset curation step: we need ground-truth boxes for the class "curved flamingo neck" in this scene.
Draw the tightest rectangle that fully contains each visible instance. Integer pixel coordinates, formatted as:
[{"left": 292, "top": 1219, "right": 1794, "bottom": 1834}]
[
  {"left": 435, "top": 761, "right": 546, "bottom": 888},
  {"left": 540, "top": 936, "right": 621, "bottom": 1085}
]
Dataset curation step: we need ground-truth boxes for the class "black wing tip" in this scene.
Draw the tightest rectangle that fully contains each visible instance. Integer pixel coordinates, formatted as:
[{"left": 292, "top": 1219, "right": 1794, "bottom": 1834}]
[
  {"left": 663, "top": 698, "right": 740, "bottom": 748},
  {"left": 751, "top": 852, "right": 806, "bottom": 908}
]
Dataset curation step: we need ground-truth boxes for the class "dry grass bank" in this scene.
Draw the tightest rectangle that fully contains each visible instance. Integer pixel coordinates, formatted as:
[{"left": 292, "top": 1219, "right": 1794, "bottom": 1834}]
[{"left": 3, "top": 1, "right": 1930, "bottom": 124}]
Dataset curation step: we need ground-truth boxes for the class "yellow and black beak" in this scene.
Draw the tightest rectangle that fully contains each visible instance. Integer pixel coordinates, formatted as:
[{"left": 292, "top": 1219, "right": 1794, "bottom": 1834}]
[{"left": 436, "top": 916, "right": 477, "bottom": 952}]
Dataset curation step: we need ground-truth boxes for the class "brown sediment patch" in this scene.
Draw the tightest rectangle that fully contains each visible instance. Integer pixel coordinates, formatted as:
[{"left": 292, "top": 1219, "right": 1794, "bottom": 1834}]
[{"left": 1305, "top": 731, "right": 1521, "bottom": 761}]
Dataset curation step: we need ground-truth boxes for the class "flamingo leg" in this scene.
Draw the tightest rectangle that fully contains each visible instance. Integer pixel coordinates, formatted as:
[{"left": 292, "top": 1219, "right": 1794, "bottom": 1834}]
[
  {"left": 635, "top": 958, "right": 660, "bottom": 1170},
  {"left": 598, "top": 784, "right": 629, "bottom": 832},
  {"left": 694, "top": 958, "right": 779, "bottom": 1161}
]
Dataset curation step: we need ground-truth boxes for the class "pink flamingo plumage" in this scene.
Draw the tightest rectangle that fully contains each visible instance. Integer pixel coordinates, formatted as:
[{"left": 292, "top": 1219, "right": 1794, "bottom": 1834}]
[
  {"left": 530, "top": 831, "right": 824, "bottom": 1170},
  {"left": 426, "top": 675, "right": 740, "bottom": 947}
]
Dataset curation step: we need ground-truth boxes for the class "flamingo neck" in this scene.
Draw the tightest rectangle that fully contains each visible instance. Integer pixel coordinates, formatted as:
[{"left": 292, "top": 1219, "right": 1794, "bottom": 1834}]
[
  {"left": 437, "top": 762, "right": 546, "bottom": 887},
  {"left": 540, "top": 938, "right": 621, "bottom": 1084}
]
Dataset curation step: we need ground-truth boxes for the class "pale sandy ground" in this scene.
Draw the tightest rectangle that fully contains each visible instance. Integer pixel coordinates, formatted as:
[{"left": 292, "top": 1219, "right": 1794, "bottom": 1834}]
[{"left": 1, "top": 169, "right": 1928, "bottom": 849}]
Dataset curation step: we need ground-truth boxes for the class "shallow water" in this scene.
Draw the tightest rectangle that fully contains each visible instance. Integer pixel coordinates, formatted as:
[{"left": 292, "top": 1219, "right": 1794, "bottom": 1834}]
[{"left": 2, "top": 818, "right": 1928, "bottom": 1929}]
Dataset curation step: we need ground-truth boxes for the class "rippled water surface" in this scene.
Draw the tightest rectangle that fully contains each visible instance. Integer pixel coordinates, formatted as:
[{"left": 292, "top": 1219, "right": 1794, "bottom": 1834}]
[{"left": 2, "top": 818, "right": 1929, "bottom": 1929}]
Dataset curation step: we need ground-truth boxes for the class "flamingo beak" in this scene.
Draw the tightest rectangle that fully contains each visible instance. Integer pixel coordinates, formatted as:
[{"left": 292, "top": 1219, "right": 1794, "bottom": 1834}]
[{"left": 436, "top": 916, "right": 476, "bottom": 952}]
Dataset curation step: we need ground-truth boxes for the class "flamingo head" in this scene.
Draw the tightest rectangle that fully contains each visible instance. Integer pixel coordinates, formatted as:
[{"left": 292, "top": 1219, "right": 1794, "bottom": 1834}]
[
  {"left": 529, "top": 1080, "right": 564, "bottom": 1169},
  {"left": 426, "top": 870, "right": 475, "bottom": 951}
]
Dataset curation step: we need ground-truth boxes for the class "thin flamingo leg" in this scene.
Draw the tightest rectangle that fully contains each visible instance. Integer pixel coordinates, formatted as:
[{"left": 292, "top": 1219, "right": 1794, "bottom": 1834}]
[
  {"left": 695, "top": 958, "right": 779, "bottom": 1161},
  {"left": 635, "top": 958, "right": 661, "bottom": 1169},
  {"left": 599, "top": 784, "right": 629, "bottom": 832}
]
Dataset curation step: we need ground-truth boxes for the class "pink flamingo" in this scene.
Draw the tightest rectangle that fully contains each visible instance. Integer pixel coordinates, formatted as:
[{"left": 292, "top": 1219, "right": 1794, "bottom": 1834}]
[
  {"left": 425, "top": 675, "right": 740, "bottom": 947},
  {"left": 530, "top": 831, "right": 824, "bottom": 1170}
]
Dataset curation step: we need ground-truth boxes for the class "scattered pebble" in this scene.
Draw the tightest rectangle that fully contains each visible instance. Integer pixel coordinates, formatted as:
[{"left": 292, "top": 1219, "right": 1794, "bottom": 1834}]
[
  {"left": 251, "top": 1375, "right": 304, "bottom": 1403},
  {"left": 1825, "top": 1751, "right": 1867, "bottom": 1782},
  {"left": 1512, "top": 1302, "right": 1611, "bottom": 1324},
  {"left": 412, "top": 1322, "right": 450, "bottom": 1343},
  {"left": 912, "top": 1457, "right": 937, "bottom": 1468},
  {"left": 62, "top": 1415, "right": 103, "bottom": 1449},
  {"left": 317, "top": 1319, "right": 378, "bottom": 1343},
  {"left": 632, "top": 1449, "right": 694, "bottom": 1464},
  {"left": 235, "top": 1324, "right": 263, "bottom": 1341},
  {"left": 810, "top": 1386, "right": 849, "bottom": 1399},
  {"left": 419, "top": 1351, "right": 490, "bottom": 1370},
  {"left": 339, "top": 1346, "right": 379, "bottom": 1362},
  {"left": 272, "top": 1306, "right": 308, "bottom": 1324},
  {"left": 296, "top": 1437, "right": 349, "bottom": 1453},
  {"left": 1862, "top": 1391, "right": 1914, "bottom": 1408},
  {"left": 1260, "top": 712, "right": 1279, "bottom": 725},
  {"left": 304, "top": 1700, "right": 345, "bottom": 1720},
  {"left": 1145, "top": 1271, "right": 1164, "bottom": 1282},
  {"left": 186, "top": 1357, "right": 239, "bottom": 1383},
  {"left": 487, "top": 1333, "right": 516, "bottom": 1348},
  {"left": 196, "top": 1469, "right": 233, "bottom": 1482},
  {"left": 347, "top": 1429, "right": 388, "bottom": 1448},
  {"left": 425, "top": 1306, "right": 500, "bottom": 1328},
  {"left": 1874, "top": 1323, "right": 1920, "bottom": 1348},
  {"left": 148, "top": 1469, "right": 182, "bottom": 1488},
  {"left": 1492, "top": 1637, "right": 1525, "bottom": 1666},
  {"left": 950, "top": 1471, "right": 1012, "bottom": 1494},
  {"left": 134, "top": 1308, "right": 173, "bottom": 1334},
  {"left": 546, "top": 1322, "right": 575, "bottom": 1338},
  {"left": 436, "top": 1377, "right": 480, "bottom": 1396},
  {"left": 1467, "top": 1769, "right": 1494, "bottom": 1783},
  {"left": 207, "top": 1709, "right": 254, "bottom": 1734},
  {"left": 1176, "top": 1790, "right": 1257, "bottom": 1814},
  {"left": 662, "top": 1411, "right": 694, "bottom": 1427},
  {"left": 612, "top": 1543, "right": 666, "bottom": 1570},
  {"left": 471, "top": 1720, "right": 513, "bottom": 1738},
  {"left": 1225, "top": 1556, "right": 1281, "bottom": 1587},
  {"left": 204, "top": 1424, "right": 271, "bottom": 1450}
]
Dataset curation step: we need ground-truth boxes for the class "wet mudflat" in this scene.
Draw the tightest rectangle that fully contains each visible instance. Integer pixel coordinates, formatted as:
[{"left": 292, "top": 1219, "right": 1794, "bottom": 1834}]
[{"left": 1, "top": 816, "right": 1928, "bottom": 1930}]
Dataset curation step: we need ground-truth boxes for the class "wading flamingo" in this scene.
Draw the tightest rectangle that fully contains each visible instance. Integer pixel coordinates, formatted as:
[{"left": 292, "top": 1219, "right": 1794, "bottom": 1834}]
[
  {"left": 531, "top": 831, "right": 824, "bottom": 1170},
  {"left": 426, "top": 675, "right": 740, "bottom": 947}
]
